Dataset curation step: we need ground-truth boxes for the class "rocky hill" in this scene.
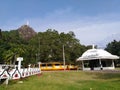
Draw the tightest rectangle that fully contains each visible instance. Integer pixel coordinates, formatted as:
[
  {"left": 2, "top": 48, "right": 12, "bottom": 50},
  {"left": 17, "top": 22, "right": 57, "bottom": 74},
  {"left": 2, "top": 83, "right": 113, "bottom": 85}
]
[{"left": 17, "top": 25, "right": 37, "bottom": 40}]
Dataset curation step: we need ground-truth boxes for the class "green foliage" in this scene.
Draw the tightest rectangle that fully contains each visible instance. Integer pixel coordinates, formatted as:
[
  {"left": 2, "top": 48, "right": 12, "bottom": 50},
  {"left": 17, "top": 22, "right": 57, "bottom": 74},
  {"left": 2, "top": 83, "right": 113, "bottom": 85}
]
[
  {"left": 0, "top": 28, "right": 87, "bottom": 65},
  {"left": 29, "top": 29, "right": 86, "bottom": 63},
  {"left": 105, "top": 40, "right": 120, "bottom": 66},
  {"left": 0, "top": 30, "right": 26, "bottom": 64},
  {"left": 105, "top": 40, "right": 120, "bottom": 55}
]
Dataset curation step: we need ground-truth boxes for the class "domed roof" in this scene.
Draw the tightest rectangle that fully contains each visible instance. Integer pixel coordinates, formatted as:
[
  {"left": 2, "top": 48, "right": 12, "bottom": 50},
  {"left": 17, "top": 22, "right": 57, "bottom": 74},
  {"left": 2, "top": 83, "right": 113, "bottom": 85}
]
[{"left": 77, "top": 48, "right": 119, "bottom": 61}]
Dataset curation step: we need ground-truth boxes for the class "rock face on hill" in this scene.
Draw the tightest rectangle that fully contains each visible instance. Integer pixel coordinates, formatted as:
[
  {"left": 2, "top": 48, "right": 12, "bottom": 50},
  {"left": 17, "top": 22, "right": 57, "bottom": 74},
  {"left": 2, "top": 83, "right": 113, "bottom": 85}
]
[{"left": 18, "top": 25, "right": 37, "bottom": 40}]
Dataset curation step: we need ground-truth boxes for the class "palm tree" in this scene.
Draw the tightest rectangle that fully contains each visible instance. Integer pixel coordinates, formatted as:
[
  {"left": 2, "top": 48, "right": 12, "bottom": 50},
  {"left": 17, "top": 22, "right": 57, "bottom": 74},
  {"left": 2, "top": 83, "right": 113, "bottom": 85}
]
[{"left": 2, "top": 44, "right": 25, "bottom": 64}]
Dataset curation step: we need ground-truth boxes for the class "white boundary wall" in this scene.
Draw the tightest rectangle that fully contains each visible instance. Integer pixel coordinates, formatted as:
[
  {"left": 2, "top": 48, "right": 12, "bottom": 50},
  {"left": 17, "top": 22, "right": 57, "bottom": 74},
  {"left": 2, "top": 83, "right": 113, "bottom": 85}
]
[
  {"left": 0, "top": 66, "right": 41, "bottom": 80},
  {"left": 0, "top": 57, "right": 41, "bottom": 82}
]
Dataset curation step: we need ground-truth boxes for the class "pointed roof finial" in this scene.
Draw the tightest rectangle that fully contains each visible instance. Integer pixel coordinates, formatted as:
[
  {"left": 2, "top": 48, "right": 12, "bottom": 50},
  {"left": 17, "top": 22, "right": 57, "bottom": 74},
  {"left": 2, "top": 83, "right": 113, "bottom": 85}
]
[
  {"left": 92, "top": 44, "right": 95, "bottom": 49},
  {"left": 26, "top": 20, "right": 29, "bottom": 26}
]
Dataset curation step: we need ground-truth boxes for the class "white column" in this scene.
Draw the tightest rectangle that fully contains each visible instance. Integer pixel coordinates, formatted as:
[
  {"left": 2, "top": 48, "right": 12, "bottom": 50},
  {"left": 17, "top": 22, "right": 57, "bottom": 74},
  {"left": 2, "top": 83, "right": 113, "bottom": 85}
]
[
  {"left": 82, "top": 61, "right": 84, "bottom": 70},
  {"left": 17, "top": 57, "right": 23, "bottom": 70},
  {"left": 112, "top": 60, "right": 115, "bottom": 69},
  {"left": 38, "top": 62, "right": 41, "bottom": 69},
  {"left": 99, "top": 59, "right": 103, "bottom": 70},
  {"left": 28, "top": 64, "right": 31, "bottom": 71}
]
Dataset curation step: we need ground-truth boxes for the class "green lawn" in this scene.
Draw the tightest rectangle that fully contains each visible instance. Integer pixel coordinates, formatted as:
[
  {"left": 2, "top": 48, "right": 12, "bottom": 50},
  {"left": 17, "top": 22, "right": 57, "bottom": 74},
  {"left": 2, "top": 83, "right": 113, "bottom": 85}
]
[{"left": 1, "top": 71, "right": 120, "bottom": 90}]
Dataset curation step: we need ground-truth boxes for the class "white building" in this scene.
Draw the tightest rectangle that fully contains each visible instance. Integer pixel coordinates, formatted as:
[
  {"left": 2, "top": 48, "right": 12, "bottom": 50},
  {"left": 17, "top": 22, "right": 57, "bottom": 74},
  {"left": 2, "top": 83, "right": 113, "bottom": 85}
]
[{"left": 77, "top": 47, "right": 119, "bottom": 70}]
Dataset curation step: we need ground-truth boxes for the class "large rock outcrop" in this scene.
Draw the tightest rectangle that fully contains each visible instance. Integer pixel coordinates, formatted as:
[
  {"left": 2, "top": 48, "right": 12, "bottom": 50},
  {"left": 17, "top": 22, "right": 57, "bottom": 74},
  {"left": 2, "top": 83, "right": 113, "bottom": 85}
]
[{"left": 18, "top": 25, "right": 37, "bottom": 40}]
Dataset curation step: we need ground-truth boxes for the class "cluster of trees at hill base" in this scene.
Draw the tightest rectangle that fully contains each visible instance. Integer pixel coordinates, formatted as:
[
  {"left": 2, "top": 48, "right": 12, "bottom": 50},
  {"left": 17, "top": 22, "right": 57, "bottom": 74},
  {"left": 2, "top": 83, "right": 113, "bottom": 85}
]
[{"left": 0, "top": 25, "right": 120, "bottom": 67}]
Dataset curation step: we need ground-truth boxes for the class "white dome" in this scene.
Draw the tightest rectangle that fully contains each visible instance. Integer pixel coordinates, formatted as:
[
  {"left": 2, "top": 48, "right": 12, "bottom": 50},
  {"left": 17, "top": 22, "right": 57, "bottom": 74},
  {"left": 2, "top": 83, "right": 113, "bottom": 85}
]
[{"left": 77, "top": 48, "right": 119, "bottom": 61}]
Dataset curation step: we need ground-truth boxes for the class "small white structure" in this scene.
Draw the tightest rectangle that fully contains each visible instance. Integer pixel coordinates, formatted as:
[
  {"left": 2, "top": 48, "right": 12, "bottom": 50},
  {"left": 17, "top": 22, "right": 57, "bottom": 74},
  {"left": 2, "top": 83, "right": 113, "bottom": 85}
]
[
  {"left": 17, "top": 57, "right": 23, "bottom": 70},
  {"left": 77, "top": 47, "right": 119, "bottom": 70},
  {"left": 0, "top": 57, "right": 41, "bottom": 82}
]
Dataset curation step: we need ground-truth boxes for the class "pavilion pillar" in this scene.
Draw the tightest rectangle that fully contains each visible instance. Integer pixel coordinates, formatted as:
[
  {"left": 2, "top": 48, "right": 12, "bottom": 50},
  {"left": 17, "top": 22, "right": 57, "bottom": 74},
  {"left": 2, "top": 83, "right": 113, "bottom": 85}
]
[
  {"left": 82, "top": 61, "right": 84, "bottom": 70},
  {"left": 99, "top": 59, "right": 103, "bottom": 70},
  {"left": 112, "top": 60, "right": 115, "bottom": 69}
]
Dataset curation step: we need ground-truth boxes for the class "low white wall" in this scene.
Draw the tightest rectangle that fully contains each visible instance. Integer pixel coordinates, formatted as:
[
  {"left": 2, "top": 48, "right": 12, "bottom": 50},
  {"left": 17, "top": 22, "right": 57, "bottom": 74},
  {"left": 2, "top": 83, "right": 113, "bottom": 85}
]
[{"left": 0, "top": 67, "right": 41, "bottom": 80}]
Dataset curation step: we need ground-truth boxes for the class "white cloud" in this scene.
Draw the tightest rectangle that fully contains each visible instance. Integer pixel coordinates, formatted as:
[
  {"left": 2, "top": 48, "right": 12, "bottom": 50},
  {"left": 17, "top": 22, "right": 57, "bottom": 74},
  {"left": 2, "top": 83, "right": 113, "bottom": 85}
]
[
  {"left": 1, "top": 8, "right": 120, "bottom": 46},
  {"left": 75, "top": 21, "right": 120, "bottom": 45},
  {"left": 40, "top": 16, "right": 120, "bottom": 46}
]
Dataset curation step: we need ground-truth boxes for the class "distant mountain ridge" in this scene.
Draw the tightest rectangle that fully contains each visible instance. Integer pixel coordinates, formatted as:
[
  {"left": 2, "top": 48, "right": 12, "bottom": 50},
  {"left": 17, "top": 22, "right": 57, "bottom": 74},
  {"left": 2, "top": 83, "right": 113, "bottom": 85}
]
[{"left": 17, "top": 25, "right": 37, "bottom": 40}]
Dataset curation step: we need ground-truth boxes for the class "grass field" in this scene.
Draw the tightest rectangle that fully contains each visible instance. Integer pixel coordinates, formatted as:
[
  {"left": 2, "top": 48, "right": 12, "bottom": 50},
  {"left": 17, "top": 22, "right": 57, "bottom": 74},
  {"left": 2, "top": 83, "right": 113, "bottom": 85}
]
[{"left": 1, "top": 71, "right": 120, "bottom": 90}]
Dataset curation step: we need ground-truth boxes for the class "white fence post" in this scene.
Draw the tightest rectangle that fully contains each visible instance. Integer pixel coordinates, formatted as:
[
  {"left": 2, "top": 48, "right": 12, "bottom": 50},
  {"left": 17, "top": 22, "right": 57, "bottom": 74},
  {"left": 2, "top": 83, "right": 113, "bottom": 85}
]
[
  {"left": 0, "top": 58, "right": 41, "bottom": 83},
  {"left": 17, "top": 57, "right": 23, "bottom": 70}
]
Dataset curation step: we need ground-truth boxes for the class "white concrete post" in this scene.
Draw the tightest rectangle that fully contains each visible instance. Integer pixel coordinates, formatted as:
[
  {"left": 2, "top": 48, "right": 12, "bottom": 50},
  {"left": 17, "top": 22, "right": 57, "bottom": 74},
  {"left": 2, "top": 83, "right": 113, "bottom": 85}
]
[
  {"left": 82, "top": 61, "right": 84, "bottom": 70},
  {"left": 17, "top": 57, "right": 23, "bottom": 70},
  {"left": 28, "top": 64, "right": 31, "bottom": 71},
  {"left": 112, "top": 60, "right": 115, "bottom": 69},
  {"left": 99, "top": 59, "right": 103, "bottom": 70},
  {"left": 38, "top": 62, "right": 41, "bottom": 69}
]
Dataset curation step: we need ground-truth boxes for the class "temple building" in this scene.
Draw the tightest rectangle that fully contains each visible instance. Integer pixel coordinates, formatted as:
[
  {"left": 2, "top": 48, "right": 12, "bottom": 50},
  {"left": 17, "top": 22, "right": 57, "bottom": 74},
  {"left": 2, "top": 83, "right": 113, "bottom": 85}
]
[{"left": 77, "top": 46, "right": 119, "bottom": 70}]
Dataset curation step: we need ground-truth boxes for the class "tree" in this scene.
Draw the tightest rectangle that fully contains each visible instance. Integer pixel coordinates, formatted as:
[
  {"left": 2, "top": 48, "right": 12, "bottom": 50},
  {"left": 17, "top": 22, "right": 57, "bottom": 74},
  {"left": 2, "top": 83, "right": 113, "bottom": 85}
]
[
  {"left": 28, "top": 29, "right": 86, "bottom": 64},
  {"left": 2, "top": 44, "right": 25, "bottom": 64},
  {"left": 105, "top": 40, "right": 120, "bottom": 66},
  {"left": 0, "top": 27, "right": 88, "bottom": 65},
  {"left": 105, "top": 40, "right": 120, "bottom": 55}
]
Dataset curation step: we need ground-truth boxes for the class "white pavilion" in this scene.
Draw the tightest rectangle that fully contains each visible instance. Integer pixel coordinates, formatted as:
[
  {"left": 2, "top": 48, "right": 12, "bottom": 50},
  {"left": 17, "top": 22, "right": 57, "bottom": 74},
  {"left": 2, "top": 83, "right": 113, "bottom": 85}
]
[{"left": 77, "top": 46, "right": 119, "bottom": 70}]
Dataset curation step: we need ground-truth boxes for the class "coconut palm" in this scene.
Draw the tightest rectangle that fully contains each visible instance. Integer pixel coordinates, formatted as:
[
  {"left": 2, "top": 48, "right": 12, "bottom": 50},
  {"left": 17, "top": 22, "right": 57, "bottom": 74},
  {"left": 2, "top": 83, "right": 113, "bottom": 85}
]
[{"left": 2, "top": 44, "right": 25, "bottom": 64}]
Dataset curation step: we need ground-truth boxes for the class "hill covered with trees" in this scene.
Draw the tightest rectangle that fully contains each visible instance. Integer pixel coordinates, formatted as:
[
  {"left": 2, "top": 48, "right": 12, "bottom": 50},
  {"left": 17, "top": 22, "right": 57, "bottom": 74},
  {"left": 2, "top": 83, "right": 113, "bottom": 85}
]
[{"left": 0, "top": 25, "right": 89, "bottom": 66}]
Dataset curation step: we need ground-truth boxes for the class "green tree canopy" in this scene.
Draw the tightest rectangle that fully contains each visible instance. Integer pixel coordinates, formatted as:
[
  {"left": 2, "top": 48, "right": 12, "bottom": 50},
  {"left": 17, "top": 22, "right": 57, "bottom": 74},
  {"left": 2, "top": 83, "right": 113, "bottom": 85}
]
[
  {"left": 0, "top": 28, "right": 88, "bottom": 65},
  {"left": 105, "top": 40, "right": 120, "bottom": 66}
]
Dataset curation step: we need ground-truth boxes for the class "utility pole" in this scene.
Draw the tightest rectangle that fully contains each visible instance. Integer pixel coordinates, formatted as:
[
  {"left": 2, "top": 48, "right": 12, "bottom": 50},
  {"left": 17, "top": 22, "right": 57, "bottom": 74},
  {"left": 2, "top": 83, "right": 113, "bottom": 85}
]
[
  {"left": 63, "top": 45, "right": 66, "bottom": 70},
  {"left": 38, "top": 35, "right": 40, "bottom": 62}
]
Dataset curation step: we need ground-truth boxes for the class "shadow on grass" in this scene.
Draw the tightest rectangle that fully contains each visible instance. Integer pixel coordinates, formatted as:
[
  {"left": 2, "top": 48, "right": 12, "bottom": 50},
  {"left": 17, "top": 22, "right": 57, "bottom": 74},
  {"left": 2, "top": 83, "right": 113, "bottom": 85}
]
[{"left": 8, "top": 77, "right": 30, "bottom": 85}]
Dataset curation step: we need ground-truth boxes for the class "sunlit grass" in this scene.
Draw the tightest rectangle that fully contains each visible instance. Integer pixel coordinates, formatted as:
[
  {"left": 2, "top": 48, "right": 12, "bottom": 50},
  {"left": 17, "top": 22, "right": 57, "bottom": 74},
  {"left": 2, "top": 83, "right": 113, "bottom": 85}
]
[{"left": 1, "top": 71, "right": 120, "bottom": 90}]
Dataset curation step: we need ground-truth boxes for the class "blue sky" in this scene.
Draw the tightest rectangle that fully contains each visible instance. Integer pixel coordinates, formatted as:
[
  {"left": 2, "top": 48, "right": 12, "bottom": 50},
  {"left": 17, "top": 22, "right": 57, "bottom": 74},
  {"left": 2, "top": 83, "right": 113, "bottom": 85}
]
[{"left": 1, "top": 0, "right": 120, "bottom": 46}]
